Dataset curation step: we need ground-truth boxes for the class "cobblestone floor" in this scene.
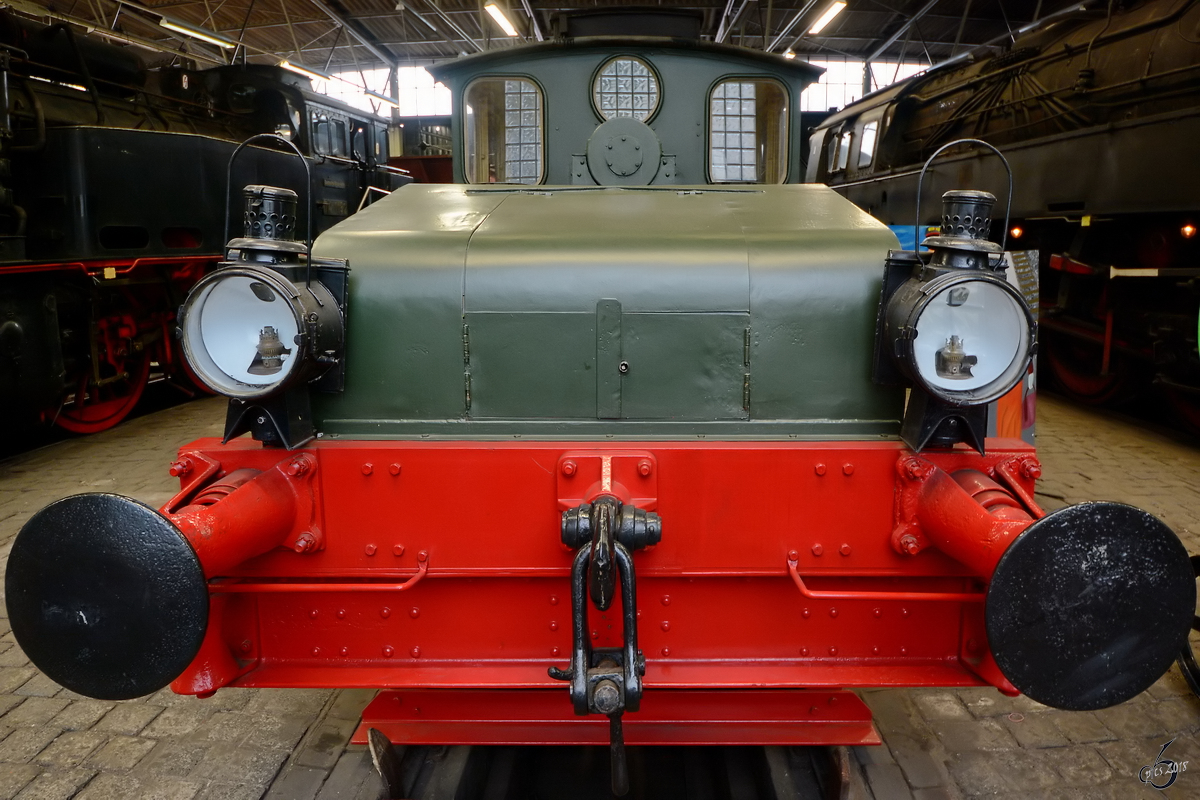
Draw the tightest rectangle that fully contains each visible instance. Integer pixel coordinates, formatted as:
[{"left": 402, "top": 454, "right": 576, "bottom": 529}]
[{"left": 0, "top": 394, "right": 1197, "bottom": 799}]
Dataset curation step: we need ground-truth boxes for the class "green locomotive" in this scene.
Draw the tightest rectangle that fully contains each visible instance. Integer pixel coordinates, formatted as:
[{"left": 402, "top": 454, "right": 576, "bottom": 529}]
[{"left": 5, "top": 17, "right": 1196, "bottom": 796}]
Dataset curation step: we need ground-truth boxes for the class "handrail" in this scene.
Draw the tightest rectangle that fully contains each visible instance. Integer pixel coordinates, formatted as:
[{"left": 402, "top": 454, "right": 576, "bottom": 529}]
[
  {"left": 223, "top": 133, "right": 314, "bottom": 284},
  {"left": 914, "top": 138, "right": 1013, "bottom": 252},
  {"left": 210, "top": 555, "right": 429, "bottom": 593},
  {"left": 786, "top": 557, "right": 984, "bottom": 602}
]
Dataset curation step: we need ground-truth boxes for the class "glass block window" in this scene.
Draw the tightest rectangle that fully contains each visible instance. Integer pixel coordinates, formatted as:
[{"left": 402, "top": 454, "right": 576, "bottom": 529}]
[
  {"left": 708, "top": 79, "right": 788, "bottom": 184},
  {"left": 593, "top": 57, "right": 659, "bottom": 121},
  {"left": 463, "top": 77, "right": 543, "bottom": 184}
]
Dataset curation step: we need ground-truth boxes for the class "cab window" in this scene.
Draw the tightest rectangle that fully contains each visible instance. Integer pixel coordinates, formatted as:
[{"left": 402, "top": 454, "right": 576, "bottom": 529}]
[
  {"left": 464, "top": 77, "right": 544, "bottom": 184},
  {"left": 708, "top": 79, "right": 788, "bottom": 183},
  {"left": 352, "top": 124, "right": 367, "bottom": 161},
  {"left": 312, "top": 114, "right": 347, "bottom": 157},
  {"left": 857, "top": 120, "right": 878, "bottom": 168},
  {"left": 836, "top": 130, "right": 852, "bottom": 171}
]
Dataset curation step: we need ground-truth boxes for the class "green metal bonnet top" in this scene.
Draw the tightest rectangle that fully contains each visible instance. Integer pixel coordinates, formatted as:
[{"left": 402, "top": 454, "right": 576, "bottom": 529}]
[{"left": 312, "top": 183, "right": 903, "bottom": 440}]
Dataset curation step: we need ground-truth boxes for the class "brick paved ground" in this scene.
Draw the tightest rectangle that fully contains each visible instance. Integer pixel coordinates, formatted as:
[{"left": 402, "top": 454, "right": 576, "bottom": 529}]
[{"left": 1, "top": 394, "right": 1198, "bottom": 799}]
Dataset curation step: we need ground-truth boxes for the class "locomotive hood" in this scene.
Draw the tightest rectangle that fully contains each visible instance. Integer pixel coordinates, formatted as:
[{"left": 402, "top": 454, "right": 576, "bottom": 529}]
[{"left": 311, "top": 183, "right": 902, "bottom": 437}]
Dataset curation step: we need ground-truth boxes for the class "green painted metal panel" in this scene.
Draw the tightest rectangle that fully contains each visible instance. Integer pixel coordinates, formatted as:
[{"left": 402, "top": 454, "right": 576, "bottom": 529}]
[
  {"left": 466, "top": 311, "right": 596, "bottom": 419},
  {"left": 311, "top": 183, "right": 904, "bottom": 439},
  {"left": 621, "top": 312, "right": 749, "bottom": 420},
  {"left": 463, "top": 188, "right": 749, "bottom": 313},
  {"left": 596, "top": 300, "right": 622, "bottom": 419},
  {"left": 310, "top": 186, "right": 507, "bottom": 422}
]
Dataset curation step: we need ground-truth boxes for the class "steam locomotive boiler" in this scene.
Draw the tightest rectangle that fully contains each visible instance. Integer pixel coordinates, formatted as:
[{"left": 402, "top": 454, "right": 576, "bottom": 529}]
[
  {"left": 4, "top": 21, "right": 1197, "bottom": 796},
  {"left": 806, "top": 0, "right": 1200, "bottom": 422},
  {"left": 0, "top": 9, "right": 402, "bottom": 433}
]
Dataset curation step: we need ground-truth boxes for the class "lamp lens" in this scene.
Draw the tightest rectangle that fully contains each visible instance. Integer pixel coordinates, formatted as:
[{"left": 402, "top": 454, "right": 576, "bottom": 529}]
[
  {"left": 183, "top": 274, "right": 301, "bottom": 396},
  {"left": 913, "top": 279, "right": 1030, "bottom": 398}
]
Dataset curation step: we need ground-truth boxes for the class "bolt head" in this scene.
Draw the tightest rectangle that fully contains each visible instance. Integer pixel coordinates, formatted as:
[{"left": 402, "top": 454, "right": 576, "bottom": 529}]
[
  {"left": 389, "top": 463, "right": 402, "bottom": 476},
  {"left": 383, "top": 646, "right": 394, "bottom": 657},
  {"left": 839, "top": 543, "right": 852, "bottom": 556},
  {"left": 365, "top": 544, "right": 377, "bottom": 556},
  {"left": 393, "top": 544, "right": 405, "bottom": 556},
  {"left": 411, "top": 647, "right": 421, "bottom": 658},
  {"left": 842, "top": 463, "right": 855, "bottom": 476},
  {"left": 361, "top": 463, "right": 374, "bottom": 475},
  {"left": 814, "top": 463, "right": 827, "bottom": 476},
  {"left": 561, "top": 460, "right": 577, "bottom": 476},
  {"left": 637, "top": 459, "right": 653, "bottom": 477},
  {"left": 811, "top": 543, "right": 824, "bottom": 556},
  {"left": 593, "top": 681, "right": 622, "bottom": 715}
]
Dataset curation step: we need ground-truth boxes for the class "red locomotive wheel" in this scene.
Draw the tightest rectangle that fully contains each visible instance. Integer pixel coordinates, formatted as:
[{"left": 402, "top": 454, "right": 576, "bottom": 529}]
[
  {"left": 54, "top": 344, "right": 152, "bottom": 434},
  {"left": 1041, "top": 334, "right": 1131, "bottom": 405}
]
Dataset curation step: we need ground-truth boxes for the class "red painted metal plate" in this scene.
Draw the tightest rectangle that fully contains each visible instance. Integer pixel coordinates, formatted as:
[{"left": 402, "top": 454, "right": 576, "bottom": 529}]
[{"left": 352, "top": 689, "right": 880, "bottom": 747}]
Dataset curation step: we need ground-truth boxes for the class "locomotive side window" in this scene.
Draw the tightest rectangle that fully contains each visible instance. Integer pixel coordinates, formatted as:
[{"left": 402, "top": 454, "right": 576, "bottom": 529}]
[
  {"left": 708, "top": 79, "right": 788, "bottom": 183},
  {"left": 352, "top": 125, "right": 367, "bottom": 161},
  {"left": 857, "top": 120, "right": 878, "bottom": 168},
  {"left": 835, "top": 131, "right": 854, "bottom": 172},
  {"left": 593, "top": 57, "right": 660, "bottom": 121},
  {"left": 464, "top": 77, "right": 544, "bottom": 184},
  {"left": 312, "top": 115, "right": 348, "bottom": 158}
]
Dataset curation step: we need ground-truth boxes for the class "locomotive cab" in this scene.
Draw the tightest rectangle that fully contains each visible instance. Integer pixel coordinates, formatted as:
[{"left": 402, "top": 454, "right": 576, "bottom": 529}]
[{"left": 428, "top": 31, "right": 821, "bottom": 186}]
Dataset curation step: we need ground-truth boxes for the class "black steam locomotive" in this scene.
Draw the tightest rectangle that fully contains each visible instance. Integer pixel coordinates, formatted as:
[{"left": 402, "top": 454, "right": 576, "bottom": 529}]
[
  {"left": 0, "top": 10, "right": 403, "bottom": 433},
  {"left": 807, "top": 0, "right": 1200, "bottom": 423}
]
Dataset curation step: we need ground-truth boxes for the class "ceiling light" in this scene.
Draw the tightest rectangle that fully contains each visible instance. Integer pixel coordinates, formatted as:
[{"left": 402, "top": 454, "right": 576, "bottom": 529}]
[
  {"left": 783, "top": 50, "right": 796, "bottom": 59},
  {"left": 484, "top": 4, "right": 520, "bottom": 37},
  {"left": 160, "top": 19, "right": 236, "bottom": 49},
  {"left": 280, "top": 60, "right": 332, "bottom": 83},
  {"left": 365, "top": 89, "right": 400, "bottom": 108},
  {"left": 808, "top": 1, "right": 847, "bottom": 35}
]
